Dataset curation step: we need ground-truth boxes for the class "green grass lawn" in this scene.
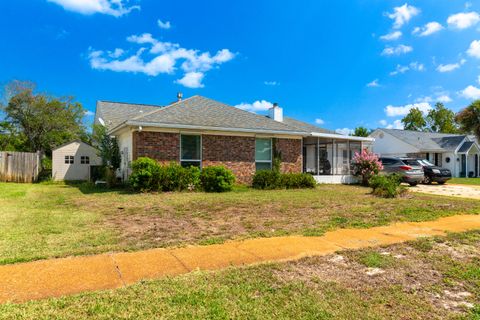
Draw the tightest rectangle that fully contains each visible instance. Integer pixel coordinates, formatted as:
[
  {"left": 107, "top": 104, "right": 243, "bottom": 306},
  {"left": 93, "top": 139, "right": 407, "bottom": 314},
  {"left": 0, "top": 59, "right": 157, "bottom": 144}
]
[
  {"left": 451, "top": 178, "right": 480, "bottom": 186},
  {"left": 1, "top": 182, "right": 480, "bottom": 265},
  {"left": 2, "top": 230, "right": 480, "bottom": 319}
]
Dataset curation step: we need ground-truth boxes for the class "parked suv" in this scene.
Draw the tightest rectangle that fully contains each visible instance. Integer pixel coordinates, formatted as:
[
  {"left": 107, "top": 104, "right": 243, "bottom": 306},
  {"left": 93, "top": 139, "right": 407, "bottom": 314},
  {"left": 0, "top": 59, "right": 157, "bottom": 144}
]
[
  {"left": 378, "top": 157, "right": 425, "bottom": 186},
  {"left": 406, "top": 159, "right": 452, "bottom": 185}
]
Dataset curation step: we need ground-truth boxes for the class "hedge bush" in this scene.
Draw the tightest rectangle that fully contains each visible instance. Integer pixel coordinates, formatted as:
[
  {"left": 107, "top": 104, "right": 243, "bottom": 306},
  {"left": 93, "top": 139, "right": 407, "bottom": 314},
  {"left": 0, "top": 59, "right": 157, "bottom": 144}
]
[
  {"left": 129, "top": 157, "right": 162, "bottom": 192},
  {"left": 200, "top": 166, "right": 236, "bottom": 192},
  {"left": 129, "top": 158, "right": 234, "bottom": 192},
  {"left": 251, "top": 170, "right": 280, "bottom": 190},
  {"left": 280, "top": 173, "right": 317, "bottom": 189},
  {"left": 369, "top": 174, "right": 406, "bottom": 198},
  {"left": 252, "top": 171, "right": 316, "bottom": 190}
]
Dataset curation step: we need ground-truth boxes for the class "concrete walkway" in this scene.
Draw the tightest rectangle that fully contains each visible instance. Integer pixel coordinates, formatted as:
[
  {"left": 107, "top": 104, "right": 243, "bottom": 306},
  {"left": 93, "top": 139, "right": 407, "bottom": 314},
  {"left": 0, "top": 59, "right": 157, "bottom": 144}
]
[
  {"left": 411, "top": 184, "right": 480, "bottom": 199},
  {"left": 1, "top": 214, "right": 480, "bottom": 304}
]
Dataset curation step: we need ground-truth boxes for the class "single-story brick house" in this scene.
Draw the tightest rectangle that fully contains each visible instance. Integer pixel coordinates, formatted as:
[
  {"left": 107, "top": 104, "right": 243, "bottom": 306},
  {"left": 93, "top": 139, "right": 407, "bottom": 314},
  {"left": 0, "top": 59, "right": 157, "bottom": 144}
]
[{"left": 95, "top": 95, "right": 373, "bottom": 184}]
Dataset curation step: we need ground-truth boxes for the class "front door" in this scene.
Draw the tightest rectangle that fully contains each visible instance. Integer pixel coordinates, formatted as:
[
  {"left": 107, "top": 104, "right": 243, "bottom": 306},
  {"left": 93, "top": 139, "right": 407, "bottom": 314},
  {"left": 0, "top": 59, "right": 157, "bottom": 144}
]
[{"left": 461, "top": 154, "right": 467, "bottom": 177}]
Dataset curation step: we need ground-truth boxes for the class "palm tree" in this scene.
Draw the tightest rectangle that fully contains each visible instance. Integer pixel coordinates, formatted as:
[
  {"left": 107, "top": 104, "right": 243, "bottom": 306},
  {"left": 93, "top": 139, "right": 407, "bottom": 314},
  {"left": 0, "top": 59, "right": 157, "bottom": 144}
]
[{"left": 456, "top": 100, "right": 480, "bottom": 139}]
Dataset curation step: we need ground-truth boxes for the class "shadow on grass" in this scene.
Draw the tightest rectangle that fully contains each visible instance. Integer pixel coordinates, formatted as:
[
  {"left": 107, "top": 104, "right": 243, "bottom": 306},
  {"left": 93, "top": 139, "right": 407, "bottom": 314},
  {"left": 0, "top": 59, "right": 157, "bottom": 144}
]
[{"left": 63, "top": 181, "right": 134, "bottom": 195}]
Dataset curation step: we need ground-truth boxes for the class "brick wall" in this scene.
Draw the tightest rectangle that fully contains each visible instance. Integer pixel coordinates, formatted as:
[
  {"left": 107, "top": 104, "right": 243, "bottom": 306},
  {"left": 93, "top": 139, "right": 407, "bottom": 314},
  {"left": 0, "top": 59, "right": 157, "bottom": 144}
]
[
  {"left": 202, "top": 135, "right": 256, "bottom": 184},
  {"left": 275, "top": 138, "right": 303, "bottom": 174},
  {"left": 133, "top": 131, "right": 179, "bottom": 164},
  {"left": 132, "top": 131, "right": 303, "bottom": 184}
]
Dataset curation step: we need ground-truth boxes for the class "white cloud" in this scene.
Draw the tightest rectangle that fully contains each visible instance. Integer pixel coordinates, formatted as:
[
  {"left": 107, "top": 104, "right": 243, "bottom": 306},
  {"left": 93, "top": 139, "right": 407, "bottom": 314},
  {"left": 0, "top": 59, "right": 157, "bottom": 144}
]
[
  {"left": 379, "top": 119, "right": 388, "bottom": 126},
  {"left": 437, "top": 95, "right": 453, "bottom": 103},
  {"left": 47, "top": 0, "right": 139, "bottom": 17},
  {"left": 447, "top": 12, "right": 480, "bottom": 29},
  {"left": 459, "top": 85, "right": 480, "bottom": 100},
  {"left": 380, "top": 31, "right": 402, "bottom": 41},
  {"left": 175, "top": 72, "right": 204, "bottom": 88},
  {"left": 108, "top": 48, "right": 124, "bottom": 58},
  {"left": 412, "top": 22, "right": 443, "bottom": 36},
  {"left": 335, "top": 128, "right": 354, "bottom": 136},
  {"left": 382, "top": 44, "right": 413, "bottom": 56},
  {"left": 478, "top": 75, "right": 480, "bottom": 85},
  {"left": 84, "top": 110, "right": 95, "bottom": 116},
  {"left": 384, "top": 102, "right": 432, "bottom": 117},
  {"left": 264, "top": 81, "right": 279, "bottom": 86},
  {"left": 367, "top": 79, "right": 380, "bottom": 87},
  {"left": 235, "top": 100, "right": 273, "bottom": 113},
  {"left": 436, "top": 59, "right": 465, "bottom": 72},
  {"left": 315, "top": 118, "right": 325, "bottom": 125},
  {"left": 387, "top": 4, "right": 420, "bottom": 29},
  {"left": 88, "top": 33, "right": 236, "bottom": 88},
  {"left": 386, "top": 120, "right": 404, "bottom": 130},
  {"left": 157, "top": 19, "right": 171, "bottom": 30},
  {"left": 467, "top": 40, "right": 480, "bottom": 58},
  {"left": 390, "top": 62, "right": 424, "bottom": 76}
]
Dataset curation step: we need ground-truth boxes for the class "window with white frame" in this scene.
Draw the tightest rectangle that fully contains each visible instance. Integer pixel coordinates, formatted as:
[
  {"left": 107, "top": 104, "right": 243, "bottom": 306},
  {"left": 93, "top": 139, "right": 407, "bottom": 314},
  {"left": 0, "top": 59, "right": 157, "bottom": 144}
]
[
  {"left": 64, "top": 155, "right": 74, "bottom": 164},
  {"left": 180, "top": 134, "right": 201, "bottom": 167},
  {"left": 81, "top": 156, "right": 90, "bottom": 164},
  {"left": 255, "top": 138, "right": 272, "bottom": 171}
]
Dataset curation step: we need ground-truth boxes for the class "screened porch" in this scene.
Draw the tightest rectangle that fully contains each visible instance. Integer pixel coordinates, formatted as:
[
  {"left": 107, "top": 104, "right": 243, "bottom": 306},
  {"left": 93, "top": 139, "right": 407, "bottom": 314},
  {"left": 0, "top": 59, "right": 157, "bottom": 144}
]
[{"left": 302, "top": 135, "right": 373, "bottom": 183}]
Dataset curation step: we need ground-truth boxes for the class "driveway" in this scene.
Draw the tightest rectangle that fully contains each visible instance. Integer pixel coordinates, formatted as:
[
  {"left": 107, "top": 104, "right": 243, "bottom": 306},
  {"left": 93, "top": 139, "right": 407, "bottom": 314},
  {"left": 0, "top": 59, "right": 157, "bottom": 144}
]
[{"left": 411, "top": 183, "right": 480, "bottom": 200}]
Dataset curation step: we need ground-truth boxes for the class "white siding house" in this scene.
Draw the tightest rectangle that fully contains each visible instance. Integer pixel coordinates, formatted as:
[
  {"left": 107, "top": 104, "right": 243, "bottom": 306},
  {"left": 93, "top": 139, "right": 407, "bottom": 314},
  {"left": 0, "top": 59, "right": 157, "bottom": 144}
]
[
  {"left": 370, "top": 129, "right": 480, "bottom": 178},
  {"left": 52, "top": 141, "right": 102, "bottom": 181}
]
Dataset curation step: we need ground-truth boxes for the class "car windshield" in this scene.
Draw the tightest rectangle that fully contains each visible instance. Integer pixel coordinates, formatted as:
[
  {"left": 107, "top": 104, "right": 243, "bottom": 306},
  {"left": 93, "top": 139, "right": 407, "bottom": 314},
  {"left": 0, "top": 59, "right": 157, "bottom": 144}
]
[
  {"left": 403, "top": 159, "right": 421, "bottom": 166},
  {"left": 420, "top": 159, "right": 435, "bottom": 167}
]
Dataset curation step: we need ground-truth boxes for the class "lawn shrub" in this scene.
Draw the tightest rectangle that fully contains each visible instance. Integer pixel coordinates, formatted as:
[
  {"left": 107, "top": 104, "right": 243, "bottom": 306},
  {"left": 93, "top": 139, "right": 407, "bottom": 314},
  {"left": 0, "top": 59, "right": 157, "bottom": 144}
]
[
  {"left": 351, "top": 149, "right": 383, "bottom": 186},
  {"left": 129, "top": 157, "right": 161, "bottom": 192},
  {"left": 252, "top": 171, "right": 316, "bottom": 190},
  {"left": 369, "top": 174, "right": 406, "bottom": 198},
  {"left": 159, "top": 162, "right": 201, "bottom": 192},
  {"left": 252, "top": 170, "right": 280, "bottom": 190},
  {"left": 200, "top": 166, "right": 236, "bottom": 192},
  {"left": 130, "top": 159, "right": 203, "bottom": 192},
  {"left": 280, "top": 173, "right": 317, "bottom": 189}
]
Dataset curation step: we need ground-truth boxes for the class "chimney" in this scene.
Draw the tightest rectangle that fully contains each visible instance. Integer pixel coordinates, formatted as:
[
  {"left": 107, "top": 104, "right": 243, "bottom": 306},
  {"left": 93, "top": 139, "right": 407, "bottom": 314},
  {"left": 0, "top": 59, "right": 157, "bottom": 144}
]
[
  {"left": 269, "top": 102, "right": 283, "bottom": 122},
  {"left": 177, "top": 92, "right": 183, "bottom": 101}
]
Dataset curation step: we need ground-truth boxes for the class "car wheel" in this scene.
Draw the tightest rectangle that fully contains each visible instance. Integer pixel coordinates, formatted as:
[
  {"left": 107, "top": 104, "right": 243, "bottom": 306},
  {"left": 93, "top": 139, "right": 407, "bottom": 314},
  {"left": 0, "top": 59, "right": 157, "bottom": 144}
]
[
  {"left": 424, "top": 176, "right": 432, "bottom": 185},
  {"left": 409, "top": 182, "right": 418, "bottom": 187}
]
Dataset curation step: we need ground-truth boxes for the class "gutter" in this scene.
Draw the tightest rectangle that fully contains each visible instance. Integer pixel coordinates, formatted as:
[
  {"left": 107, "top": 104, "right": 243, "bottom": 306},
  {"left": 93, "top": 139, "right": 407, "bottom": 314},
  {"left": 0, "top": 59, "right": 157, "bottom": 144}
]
[
  {"left": 110, "top": 121, "right": 307, "bottom": 136},
  {"left": 310, "top": 132, "right": 375, "bottom": 142}
]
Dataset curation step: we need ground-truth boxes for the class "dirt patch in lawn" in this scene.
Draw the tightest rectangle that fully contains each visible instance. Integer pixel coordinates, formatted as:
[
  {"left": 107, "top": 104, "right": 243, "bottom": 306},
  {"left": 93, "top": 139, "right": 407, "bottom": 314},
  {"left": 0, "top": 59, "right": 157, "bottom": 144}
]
[
  {"left": 70, "top": 185, "right": 480, "bottom": 250},
  {"left": 273, "top": 231, "right": 480, "bottom": 319}
]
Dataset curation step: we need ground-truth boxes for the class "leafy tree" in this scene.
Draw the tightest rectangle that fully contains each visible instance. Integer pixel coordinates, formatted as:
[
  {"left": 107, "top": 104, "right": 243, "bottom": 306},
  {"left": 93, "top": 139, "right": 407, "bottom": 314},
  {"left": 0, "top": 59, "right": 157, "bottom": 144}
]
[
  {"left": 456, "top": 100, "right": 480, "bottom": 139},
  {"left": 0, "top": 121, "right": 27, "bottom": 151},
  {"left": 92, "top": 124, "right": 121, "bottom": 170},
  {"left": 2, "top": 81, "right": 86, "bottom": 155},
  {"left": 402, "top": 107, "right": 427, "bottom": 131},
  {"left": 426, "top": 102, "right": 459, "bottom": 133},
  {"left": 352, "top": 126, "right": 370, "bottom": 137}
]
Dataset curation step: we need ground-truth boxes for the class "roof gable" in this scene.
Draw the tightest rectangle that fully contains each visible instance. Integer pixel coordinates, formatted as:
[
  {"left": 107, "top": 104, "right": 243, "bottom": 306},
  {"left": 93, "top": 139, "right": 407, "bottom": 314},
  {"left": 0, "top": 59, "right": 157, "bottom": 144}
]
[{"left": 124, "top": 96, "right": 304, "bottom": 134}]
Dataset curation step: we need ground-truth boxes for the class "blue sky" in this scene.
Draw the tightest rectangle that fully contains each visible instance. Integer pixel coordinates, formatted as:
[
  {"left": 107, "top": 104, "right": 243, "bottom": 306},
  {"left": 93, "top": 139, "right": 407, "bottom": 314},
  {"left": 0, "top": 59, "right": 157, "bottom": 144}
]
[{"left": 1, "top": 0, "right": 480, "bottom": 134}]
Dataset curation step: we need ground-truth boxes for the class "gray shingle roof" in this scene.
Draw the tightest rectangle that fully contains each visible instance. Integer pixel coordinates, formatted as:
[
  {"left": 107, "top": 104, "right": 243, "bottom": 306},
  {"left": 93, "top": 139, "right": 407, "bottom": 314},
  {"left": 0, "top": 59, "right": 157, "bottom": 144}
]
[
  {"left": 458, "top": 141, "right": 474, "bottom": 153},
  {"left": 107, "top": 96, "right": 308, "bottom": 134},
  {"left": 95, "top": 101, "right": 161, "bottom": 129},
  {"left": 96, "top": 95, "right": 338, "bottom": 136},
  {"left": 380, "top": 129, "right": 466, "bottom": 152},
  {"left": 282, "top": 117, "right": 335, "bottom": 134}
]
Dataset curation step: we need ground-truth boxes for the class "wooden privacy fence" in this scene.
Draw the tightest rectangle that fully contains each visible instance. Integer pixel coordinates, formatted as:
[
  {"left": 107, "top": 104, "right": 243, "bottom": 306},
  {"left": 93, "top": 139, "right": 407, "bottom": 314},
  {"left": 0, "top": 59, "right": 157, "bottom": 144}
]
[{"left": 0, "top": 151, "right": 41, "bottom": 183}]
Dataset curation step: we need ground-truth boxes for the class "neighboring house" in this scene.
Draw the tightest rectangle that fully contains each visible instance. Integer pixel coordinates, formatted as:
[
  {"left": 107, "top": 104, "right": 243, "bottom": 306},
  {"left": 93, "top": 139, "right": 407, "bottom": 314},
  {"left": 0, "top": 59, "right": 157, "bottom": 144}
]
[
  {"left": 52, "top": 140, "right": 102, "bottom": 181},
  {"left": 95, "top": 95, "right": 373, "bottom": 184},
  {"left": 370, "top": 129, "right": 480, "bottom": 178}
]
